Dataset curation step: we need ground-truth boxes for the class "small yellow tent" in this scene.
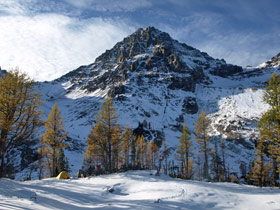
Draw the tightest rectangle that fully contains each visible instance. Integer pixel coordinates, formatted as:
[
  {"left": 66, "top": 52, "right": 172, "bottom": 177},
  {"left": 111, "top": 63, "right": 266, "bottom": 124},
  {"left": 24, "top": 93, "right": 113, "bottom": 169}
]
[{"left": 56, "top": 171, "right": 70, "bottom": 179}]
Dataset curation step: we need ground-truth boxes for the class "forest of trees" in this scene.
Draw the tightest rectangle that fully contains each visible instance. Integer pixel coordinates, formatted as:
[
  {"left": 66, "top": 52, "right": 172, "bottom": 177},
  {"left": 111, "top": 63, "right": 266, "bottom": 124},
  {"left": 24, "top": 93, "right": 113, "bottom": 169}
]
[{"left": 0, "top": 69, "right": 279, "bottom": 187}]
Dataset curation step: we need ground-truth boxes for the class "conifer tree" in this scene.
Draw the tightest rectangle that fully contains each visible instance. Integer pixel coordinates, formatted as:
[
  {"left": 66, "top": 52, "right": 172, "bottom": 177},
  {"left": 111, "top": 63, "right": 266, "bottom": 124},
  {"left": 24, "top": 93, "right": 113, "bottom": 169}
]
[
  {"left": 85, "top": 97, "right": 122, "bottom": 172},
  {"left": 38, "top": 136, "right": 47, "bottom": 179},
  {"left": 176, "top": 122, "right": 193, "bottom": 179},
  {"left": 162, "top": 140, "right": 171, "bottom": 175},
  {"left": 146, "top": 140, "right": 159, "bottom": 169},
  {"left": 42, "top": 103, "right": 68, "bottom": 177},
  {"left": 258, "top": 73, "right": 280, "bottom": 185},
  {"left": 120, "top": 125, "right": 133, "bottom": 168},
  {"left": 87, "top": 122, "right": 107, "bottom": 169},
  {"left": 136, "top": 135, "right": 146, "bottom": 168},
  {"left": 263, "top": 72, "right": 280, "bottom": 109},
  {"left": 251, "top": 136, "right": 271, "bottom": 187},
  {"left": 0, "top": 69, "right": 43, "bottom": 177},
  {"left": 210, "top": 140, "right": 224, "bottom": 181},
  {"left": 112, "top": 126, "right": 122, "bottom": 170},
  {"left": 58, "top": 148, "right": 70, "bottom": 172},
  {"left": 195, "top": 109, "right": 210, "bottom": 180},
  {"left": 220, "top": 135, "right": 227, "bottom": 181},
  {"left": 130, "top": 134, "right": 137, "bottom": 168}
]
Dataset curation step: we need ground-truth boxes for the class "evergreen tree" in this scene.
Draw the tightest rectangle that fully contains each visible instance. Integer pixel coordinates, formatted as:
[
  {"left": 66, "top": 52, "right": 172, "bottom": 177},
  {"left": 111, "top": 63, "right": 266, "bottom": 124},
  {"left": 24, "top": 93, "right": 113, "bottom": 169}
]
[
  {"left": 130, "top": 133, "right": 137, "bottom": 168},
  {"left": 183, "top": 159, "right": 194, "bottom": 179},
  {"left": 263, "top": 72, "right": 280, "bottom": 109},
  {"left": 38, "top": 136, "right": 47, "bottom": 179},
  {"left": 161, "top": 140, "right": 172, "bottom": 175},
  {"left": 195, "top": 153, "right": 202, "bottom": 180},
  {"left": 146, "top": 140, "right": 159, "bottom": 169},
  {"left": 176, "top": 122, "right": 193, "bottom": 179},
  {"left": 58, "top": 148, "right": 70, "bottom": 172},
  {"left": 0, "top": 69, "right": 43, "bottom": 177},
  {"left": 251, "top": 136, "right": 271, "bottom": 187},
  {"left": 195, "top": 109, "right": 210, "bottom": 180},
  {"left": 220, "top": 135, "right": 227, "bottom": 181},
  {"left": 42, "top": 103, "right": 68, "bottom": 177},
  {"left": 210, "top": 139, "right": 224, "bottom": 181},
  {"left": 136, "top": 135, "right": 146, "bottom": 168},
  {"left": 120, "top": 125, "right": 133, "bottom": 168},
  {"left": 86, "top": 122, "right": 106, "bottom": 170},
  {"left": 85, "top": 97, "right": 122, "bottom": 172},
  {"left": 258, "top": 73, "right": 280, "bottom": 185}
]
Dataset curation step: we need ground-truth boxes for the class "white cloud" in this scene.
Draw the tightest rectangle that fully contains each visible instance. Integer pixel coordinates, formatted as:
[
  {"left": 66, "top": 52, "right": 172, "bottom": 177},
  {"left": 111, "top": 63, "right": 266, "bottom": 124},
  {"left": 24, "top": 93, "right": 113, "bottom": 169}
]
[
  {"left": 64, "top": 0, "right": 152, "bottom": 12},
  {"left": 199, "top": 32, "right": 280, "bottom": 67},
  {"left": 0, "top": 14, "right": 135, "bottom": 81},
  {"left": 161, "top": 13, "right": 280, "bottom": 67}
]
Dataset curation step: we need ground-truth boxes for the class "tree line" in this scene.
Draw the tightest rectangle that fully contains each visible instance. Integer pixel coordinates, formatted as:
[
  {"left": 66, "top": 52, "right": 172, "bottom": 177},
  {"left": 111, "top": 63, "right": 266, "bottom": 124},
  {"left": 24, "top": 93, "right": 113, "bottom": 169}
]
[{"left": 0, "top": 69, "right": 279, "bottom": 187}]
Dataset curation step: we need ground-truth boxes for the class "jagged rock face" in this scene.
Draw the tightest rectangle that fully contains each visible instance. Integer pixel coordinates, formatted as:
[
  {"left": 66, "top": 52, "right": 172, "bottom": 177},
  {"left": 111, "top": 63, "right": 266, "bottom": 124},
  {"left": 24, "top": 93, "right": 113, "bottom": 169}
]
[
  {"left": 182, "top": 97, "right": 198, "bottom": 114},
  {"left": 209, "top": 63, "right": 243, "bottom": 77},
  {"left": 58, "top": 26, "right": 243, "bottom": 97}
]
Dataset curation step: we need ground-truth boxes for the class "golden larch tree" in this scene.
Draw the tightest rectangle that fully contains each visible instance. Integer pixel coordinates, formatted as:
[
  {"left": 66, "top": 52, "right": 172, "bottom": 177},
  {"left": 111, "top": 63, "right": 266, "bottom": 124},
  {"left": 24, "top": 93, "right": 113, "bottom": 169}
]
[
  {"left": 120, "top": 125, "right": 134, "bottom": 168},
  {"left": 85, "top": 97, "right": 122, "bottom": 172},
  {"left": 0, "top": 69, "right": 43, "bottom": 177},
  {"left": 146, "top": 139, "right": 159, "bottom": 169},
  {"left": 42, "top": 103, "right": 68, "bottom": 177},
  {"left": 195, "top": 109, "right": 210, "bottom": 180},
  {"left": 177, "top": 122, "right": 193, "bottom": 179},
  {"left": 136, "top": 135, "right": 146, "bottom": 168},
  {"left": 258, "top": 73, "right": 280, "bottom": 185}
]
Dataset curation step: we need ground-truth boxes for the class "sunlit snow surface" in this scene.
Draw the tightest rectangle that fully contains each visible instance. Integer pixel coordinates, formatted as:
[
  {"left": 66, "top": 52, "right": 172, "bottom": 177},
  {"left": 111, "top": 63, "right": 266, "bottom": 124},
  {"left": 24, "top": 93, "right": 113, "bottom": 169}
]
[{"left": 1, "top": 171, "right": 280, "bottom": 210}]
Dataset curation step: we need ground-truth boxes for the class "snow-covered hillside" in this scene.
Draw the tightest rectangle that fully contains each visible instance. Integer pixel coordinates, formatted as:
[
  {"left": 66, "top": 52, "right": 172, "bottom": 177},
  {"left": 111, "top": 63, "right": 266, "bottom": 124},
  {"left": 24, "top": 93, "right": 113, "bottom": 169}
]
[
  {"left": 13, "top": 26, "right": 280, "bottom": 179},
  {"left": 1, "top": 170, "right": 280, "bottom": 210}
]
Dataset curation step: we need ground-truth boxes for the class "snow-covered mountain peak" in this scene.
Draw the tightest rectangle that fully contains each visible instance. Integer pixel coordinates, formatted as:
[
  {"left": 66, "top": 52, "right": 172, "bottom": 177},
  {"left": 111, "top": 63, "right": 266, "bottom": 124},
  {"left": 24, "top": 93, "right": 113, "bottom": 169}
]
[{"left": 56, "top": 26, "right": 243, "bottom": 100}]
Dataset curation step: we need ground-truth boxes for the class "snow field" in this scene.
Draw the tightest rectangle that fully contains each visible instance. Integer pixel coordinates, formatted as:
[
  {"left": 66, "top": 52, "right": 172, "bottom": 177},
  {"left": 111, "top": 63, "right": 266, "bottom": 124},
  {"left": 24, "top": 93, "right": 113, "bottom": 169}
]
[{"left": 1, "top": 170, "right": 280, "bottom": 210}]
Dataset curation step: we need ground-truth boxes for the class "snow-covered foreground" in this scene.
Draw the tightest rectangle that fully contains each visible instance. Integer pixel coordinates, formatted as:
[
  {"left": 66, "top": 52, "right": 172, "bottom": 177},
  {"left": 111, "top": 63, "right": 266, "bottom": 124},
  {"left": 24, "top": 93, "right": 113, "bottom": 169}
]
[{"left": 0, "top": 171, "right": 279, "bottom": 210}]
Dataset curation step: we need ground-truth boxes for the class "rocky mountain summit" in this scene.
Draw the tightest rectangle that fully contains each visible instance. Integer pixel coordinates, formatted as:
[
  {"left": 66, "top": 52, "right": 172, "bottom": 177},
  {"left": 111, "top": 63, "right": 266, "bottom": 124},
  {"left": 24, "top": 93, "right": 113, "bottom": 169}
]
[
  {"left": 35, "top": 26, "right": 279, "bottom": 176},
  {"left": 58, "top": 26, "right": 242, "bottom": 98}
]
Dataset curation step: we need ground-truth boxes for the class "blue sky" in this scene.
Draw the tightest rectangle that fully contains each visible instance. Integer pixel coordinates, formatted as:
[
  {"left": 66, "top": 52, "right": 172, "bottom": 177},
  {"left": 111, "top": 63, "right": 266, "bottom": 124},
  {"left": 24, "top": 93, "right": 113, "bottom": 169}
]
[{"left": 0, "top": 0, "right": 279, "bottom": 81}]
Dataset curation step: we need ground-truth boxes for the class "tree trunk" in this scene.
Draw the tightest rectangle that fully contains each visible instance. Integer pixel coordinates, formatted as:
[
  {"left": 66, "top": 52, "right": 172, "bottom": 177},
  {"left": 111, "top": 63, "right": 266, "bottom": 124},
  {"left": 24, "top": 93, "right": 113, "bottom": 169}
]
[
  {"left": 204, "top": 141, "right": 208, "bottom": 180},
  {"left": 108, "top": 144, "right": 112, "bottom": 172},
  {"left": 0, "top": 153, "right": 5, "bottom": 177},
  {"left": 260, "top": 153, "right": 264, "bottom": 187},
  {"left": 52, "top": 148, "right": 56, "bottom": 177},
  {"left": 186, "top": 154, "right": 189, "bottom": 178},
  {"left": 0, "top": 130, "right": 8, "bottom": 177}
]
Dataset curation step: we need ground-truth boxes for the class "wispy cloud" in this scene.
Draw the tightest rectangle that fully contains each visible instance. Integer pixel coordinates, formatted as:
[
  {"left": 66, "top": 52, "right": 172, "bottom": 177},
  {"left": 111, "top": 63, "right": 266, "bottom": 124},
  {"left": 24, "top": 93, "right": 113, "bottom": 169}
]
[
  {"left": 0, "top": 14, "right": 135, "bottom": 81},
  {"left": 0, "top": 0, "right": 27, "bottom": 15},
  {"left": 159, "top": 7, "right": 280, "bottom": 67},
  {"left": 199, "top": 32, "right": 280, "bottom": 66},
  {"left": 64, "top": 0, "right": 152, "bottom": 12}
]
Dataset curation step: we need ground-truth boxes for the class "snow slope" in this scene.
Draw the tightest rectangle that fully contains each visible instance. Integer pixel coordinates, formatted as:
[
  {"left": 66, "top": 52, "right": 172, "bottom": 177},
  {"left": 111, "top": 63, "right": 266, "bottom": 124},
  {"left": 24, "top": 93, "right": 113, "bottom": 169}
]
[{"left": 1, "top": 170, "right": 279, "bottom": 210}]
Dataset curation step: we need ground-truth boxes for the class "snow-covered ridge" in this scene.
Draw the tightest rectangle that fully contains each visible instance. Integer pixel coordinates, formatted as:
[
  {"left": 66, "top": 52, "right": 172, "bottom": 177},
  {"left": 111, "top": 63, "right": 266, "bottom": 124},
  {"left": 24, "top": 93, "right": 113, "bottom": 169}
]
[{"left": 258, "top": 53, "right": 280, "bottom": 69}]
